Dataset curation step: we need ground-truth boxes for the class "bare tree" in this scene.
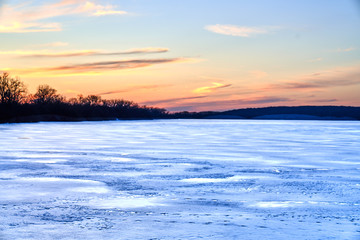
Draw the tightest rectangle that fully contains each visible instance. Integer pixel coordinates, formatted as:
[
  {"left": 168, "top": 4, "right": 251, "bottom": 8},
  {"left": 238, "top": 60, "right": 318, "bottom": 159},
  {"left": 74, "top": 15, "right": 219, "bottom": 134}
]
[
  {"left": 33, "top": 84, "right": 61, "bottom": 104},
  {"left": 0, "top": 72, "right": 27, "bottom": 104},
  {"left": 78, "top": 94, "right": 102, "bottom": 105}
]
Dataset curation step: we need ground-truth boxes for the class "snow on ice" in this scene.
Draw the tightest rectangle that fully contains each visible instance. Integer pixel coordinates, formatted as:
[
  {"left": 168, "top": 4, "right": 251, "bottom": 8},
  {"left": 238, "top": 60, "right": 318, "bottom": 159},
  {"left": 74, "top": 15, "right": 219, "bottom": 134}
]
[{"left": 0, "top": 120, "right": 359, "bottom": 239}]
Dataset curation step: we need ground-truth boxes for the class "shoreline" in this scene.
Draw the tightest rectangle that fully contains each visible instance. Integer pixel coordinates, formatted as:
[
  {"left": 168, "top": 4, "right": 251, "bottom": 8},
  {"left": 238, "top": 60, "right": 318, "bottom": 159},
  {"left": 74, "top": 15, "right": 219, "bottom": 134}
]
[
  {"left": 1, "top": 114, "right": 359, "bottom": 124},
  {"left": 1, "top": 105, "right": 359, "bottom": 123}
]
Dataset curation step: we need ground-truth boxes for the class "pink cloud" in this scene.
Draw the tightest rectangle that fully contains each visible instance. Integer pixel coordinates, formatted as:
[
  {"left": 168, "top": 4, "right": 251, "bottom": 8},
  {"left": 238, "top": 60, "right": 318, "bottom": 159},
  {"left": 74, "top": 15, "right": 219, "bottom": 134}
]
[{"left": 0, "top": 0, "right": 128, "bottom": 33}]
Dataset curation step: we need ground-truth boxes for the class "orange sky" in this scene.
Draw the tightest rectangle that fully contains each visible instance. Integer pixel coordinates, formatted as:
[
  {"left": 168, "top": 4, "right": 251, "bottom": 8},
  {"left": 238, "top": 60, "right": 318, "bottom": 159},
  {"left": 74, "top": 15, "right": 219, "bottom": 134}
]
[{"left": 1, "top": 0, "right": 359, "bottom": 111}]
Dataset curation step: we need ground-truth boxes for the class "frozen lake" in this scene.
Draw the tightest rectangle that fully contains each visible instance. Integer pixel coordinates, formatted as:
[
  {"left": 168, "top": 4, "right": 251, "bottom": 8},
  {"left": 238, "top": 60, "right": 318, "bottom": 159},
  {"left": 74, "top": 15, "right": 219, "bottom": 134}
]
[{"left": 0, "top": 120, "right": 359, "bottom": 240}]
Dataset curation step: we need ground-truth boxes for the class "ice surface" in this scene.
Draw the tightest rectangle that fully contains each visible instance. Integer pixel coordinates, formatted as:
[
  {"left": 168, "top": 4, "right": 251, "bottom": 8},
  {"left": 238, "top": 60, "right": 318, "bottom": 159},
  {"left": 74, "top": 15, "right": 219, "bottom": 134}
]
[{"left": 0, "top": 119, "right": 360, "bottom": 239}]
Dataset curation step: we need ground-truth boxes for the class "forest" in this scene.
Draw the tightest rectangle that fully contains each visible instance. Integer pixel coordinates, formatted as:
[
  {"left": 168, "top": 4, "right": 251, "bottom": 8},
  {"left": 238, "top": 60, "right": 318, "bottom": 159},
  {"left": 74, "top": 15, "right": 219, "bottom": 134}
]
[{"left": 0, "top": 72, "right": 168, "bottom": 122}]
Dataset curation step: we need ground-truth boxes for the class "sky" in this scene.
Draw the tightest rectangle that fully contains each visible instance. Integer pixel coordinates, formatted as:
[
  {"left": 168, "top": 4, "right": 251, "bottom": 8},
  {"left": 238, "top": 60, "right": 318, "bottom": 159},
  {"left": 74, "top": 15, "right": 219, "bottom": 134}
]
[{"left": 0, "top": 0, "right": 359, "bottom": 111}]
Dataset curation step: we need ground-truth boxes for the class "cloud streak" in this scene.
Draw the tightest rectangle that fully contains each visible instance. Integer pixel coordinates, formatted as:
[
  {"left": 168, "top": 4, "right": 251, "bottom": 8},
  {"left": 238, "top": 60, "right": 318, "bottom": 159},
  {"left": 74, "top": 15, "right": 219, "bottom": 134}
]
[
  {"left": 142, "top": 96, "right": 207, "bottom": 106},
  {"left": 193, "top": 82, "right": 231, "bottom": 94},
  {"left": 267, "top": 65, "right": 360, "bottom": 90},
  {"left": 97, "top": 84, "right": 172, "bottom": 95},
  {"left": 4, "top": 58, "right": 190, "bottom": 75},
  {"left": 336, "top": 47, "right": 356, "bottom": 52},
  {"left": 93, "top": 10, "right": 127, "bottom": 16},
  {"left": 0, "top": 48, "right": 169, "bottom": 58},
  {"left": 0, "top": 0, "right": 127, "bottom": 33},
  {"left": 205, "top": 24, "right": 276, "bottom": 37},
  {"left": 166, "top": 96, "right": 292, "bottom": 112},
  {"left": 311, "top": 98, "right": 338, "bottom": 103}
]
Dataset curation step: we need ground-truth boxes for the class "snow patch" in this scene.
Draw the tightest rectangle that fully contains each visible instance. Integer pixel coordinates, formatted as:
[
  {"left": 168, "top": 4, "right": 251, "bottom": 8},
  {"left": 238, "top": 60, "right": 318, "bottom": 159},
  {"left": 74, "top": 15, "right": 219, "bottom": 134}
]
[{"left": 87, "top": 196, "right": 166, "bottom": 209}]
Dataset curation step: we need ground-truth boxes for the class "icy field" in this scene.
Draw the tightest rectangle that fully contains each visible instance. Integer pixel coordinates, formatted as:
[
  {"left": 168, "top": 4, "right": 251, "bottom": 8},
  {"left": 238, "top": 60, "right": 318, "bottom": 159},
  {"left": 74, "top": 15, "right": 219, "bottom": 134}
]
[{"left": 0, "top": 120, "right": 360, "bottom": 240}]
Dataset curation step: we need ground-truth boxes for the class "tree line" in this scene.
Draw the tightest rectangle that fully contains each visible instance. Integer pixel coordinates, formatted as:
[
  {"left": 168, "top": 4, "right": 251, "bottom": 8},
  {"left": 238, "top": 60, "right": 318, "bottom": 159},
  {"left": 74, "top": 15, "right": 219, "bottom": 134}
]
[
  {"left": 0, "top": 72, "right": 168, "bottom": 122},
  {"left": 1, "top": 72, "right": 358, "bottom": 123}
]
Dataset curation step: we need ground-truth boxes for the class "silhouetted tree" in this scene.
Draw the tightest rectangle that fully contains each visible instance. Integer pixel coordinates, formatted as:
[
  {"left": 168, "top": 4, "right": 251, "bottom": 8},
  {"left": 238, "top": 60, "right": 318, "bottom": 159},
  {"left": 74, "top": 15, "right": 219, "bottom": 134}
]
[
  {"left": 0, "top": 72, "right": 27, "bottom": 104},
  {"left": 78, "top": 94, "right": 102, "bottom": 105},
  {"left": 85, "top": 95, "right": 102, "bottom": 105},
  {"left": 102, "top": 99, "right": 137, "bottom": 108},
  {"left": 33, "top": 84, "right": 62, "bottom": 104},
  {"left": 68, "top": 97, "right": 80, "bottom": 105}
]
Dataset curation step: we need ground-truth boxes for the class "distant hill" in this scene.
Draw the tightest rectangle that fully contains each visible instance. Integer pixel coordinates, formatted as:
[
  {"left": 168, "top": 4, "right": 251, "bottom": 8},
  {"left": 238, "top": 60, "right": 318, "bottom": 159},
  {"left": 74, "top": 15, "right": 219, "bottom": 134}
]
[{"left": 202, "top": 106, "right": 360, "bottom": 120}]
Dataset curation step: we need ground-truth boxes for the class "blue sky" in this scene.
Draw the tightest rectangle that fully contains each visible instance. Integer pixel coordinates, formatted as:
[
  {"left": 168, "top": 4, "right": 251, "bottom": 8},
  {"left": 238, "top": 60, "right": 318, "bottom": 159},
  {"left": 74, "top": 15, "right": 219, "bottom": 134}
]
[{"left": 0, "top": 0, "right": 359, "bottom": 111}]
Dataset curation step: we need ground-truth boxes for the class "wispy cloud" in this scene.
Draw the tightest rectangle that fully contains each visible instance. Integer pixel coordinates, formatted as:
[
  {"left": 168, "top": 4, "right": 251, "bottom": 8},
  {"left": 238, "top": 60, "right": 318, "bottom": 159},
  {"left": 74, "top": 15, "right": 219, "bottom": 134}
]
[
  {"left": 166, "top": 96, "right": 292, "bottom": 112},
  {"left": 311, "top": 98, "right": 338, "bottom": 103},
  {"left": 223, "top": 96, "right": 292, "bottom": 105},
  {"left": 205, "top": 24, "right": 277, "bottom": 37},
  {"left": 0, "top": 22, "right": 62, "bottom": 33},
  {"left": 93, "top": 10, "right": 127, "bottom": 16},
  {"left": 0, "top": 50, "right": 96, "bottom": 57},
  {"left": 142, "top": 96, "right": 207, "bottom": 106},
  {"left": 336, "top": 47, "right": 356, "bottom": 52},
  {"left": 97, "top": 84, "right": 172, "bottom": 95},
  {"left": 120, "top": 48, "right": 169, "bottom": 55},
  {"left": 4, "top": 58, "right": 191, "bottom": 75},
  {"left": 193, "top": 82, "right": 231, "bottom": 94},
  {"left": 0, "top": 0, "right": 128, "bottom": 33},
  {"left": 267, "top": 65, "right": 360, "bottom": 90},
  {"left": 0, "top": 48, "right": 169, "bottom": 58}
]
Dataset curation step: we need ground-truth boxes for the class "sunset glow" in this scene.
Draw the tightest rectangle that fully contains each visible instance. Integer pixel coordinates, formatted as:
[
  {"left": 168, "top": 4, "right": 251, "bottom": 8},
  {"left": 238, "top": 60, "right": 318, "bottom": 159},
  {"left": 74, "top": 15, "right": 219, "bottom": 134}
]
[{"left": 1, "top": 0, "right": 359, "bottom": 111}]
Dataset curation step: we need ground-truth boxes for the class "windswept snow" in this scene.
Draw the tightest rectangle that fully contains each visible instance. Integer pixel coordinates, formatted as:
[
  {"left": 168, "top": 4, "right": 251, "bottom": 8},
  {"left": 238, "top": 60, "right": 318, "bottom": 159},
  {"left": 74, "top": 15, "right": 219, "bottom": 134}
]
[{"left": 0, "top": 120, "right": 359, "bottom": 239}]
